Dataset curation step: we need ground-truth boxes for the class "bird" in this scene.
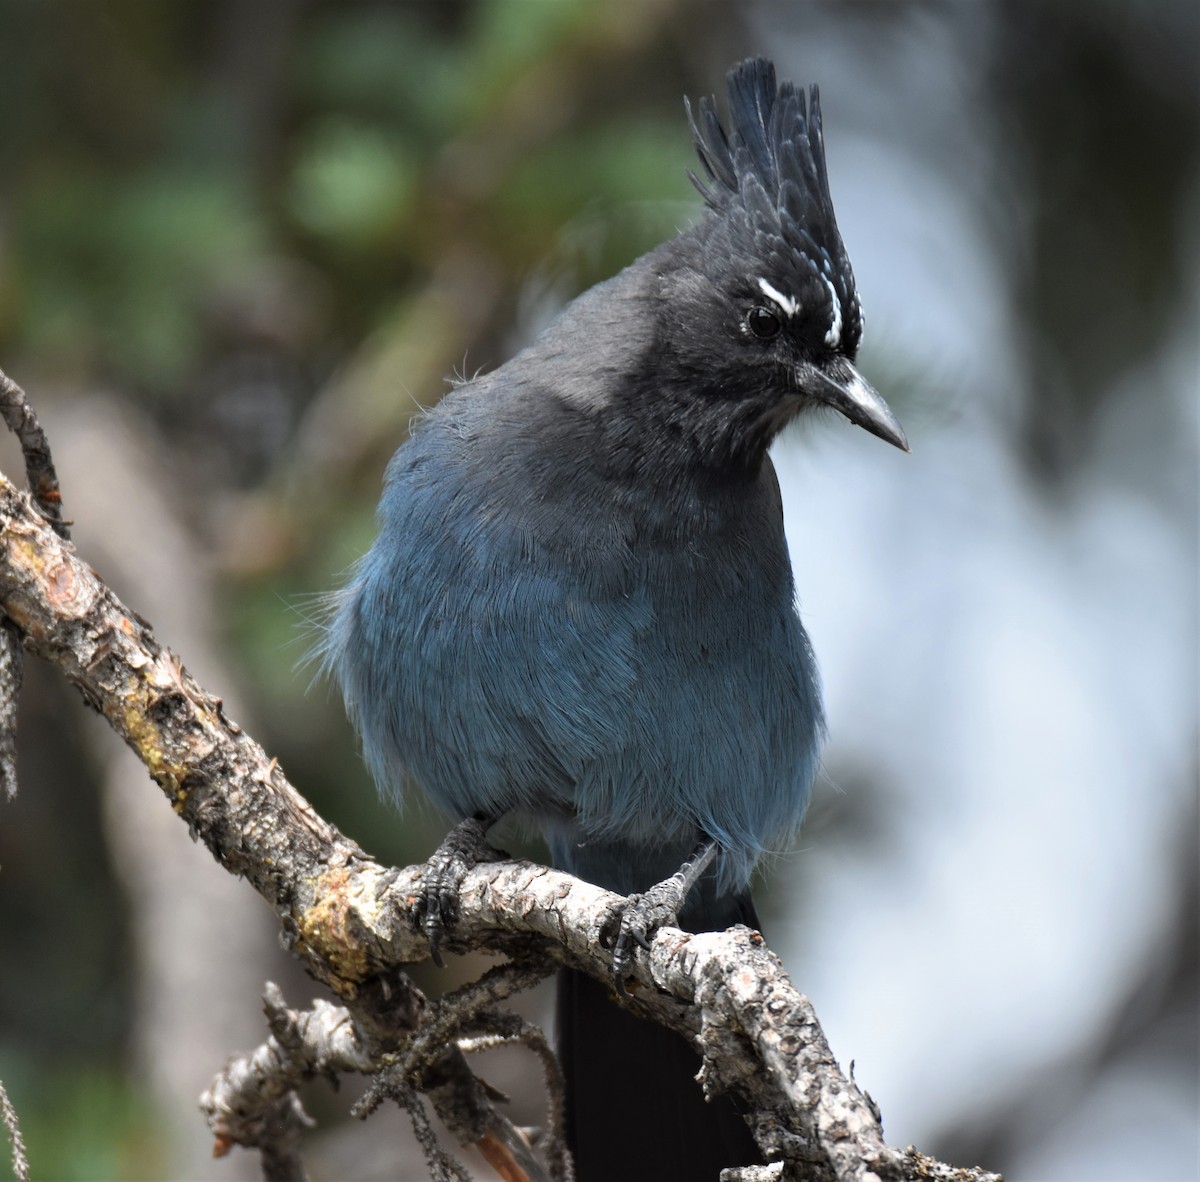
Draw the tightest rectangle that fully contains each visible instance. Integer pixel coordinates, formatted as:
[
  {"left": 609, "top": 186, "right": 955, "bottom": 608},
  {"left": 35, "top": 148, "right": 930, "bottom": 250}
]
[{"left": 321, "top": 55, "right": 907, "bottom": 1182}]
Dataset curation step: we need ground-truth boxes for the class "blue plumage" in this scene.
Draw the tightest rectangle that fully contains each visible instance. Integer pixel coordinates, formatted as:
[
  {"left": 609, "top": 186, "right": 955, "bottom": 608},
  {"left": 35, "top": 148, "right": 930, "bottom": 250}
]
[
  {"left": 321, "top": 56, "right": 906, "bottom": 1180},
  {"left": 329, "top": 322, "right": 823, "bottom": 892}
]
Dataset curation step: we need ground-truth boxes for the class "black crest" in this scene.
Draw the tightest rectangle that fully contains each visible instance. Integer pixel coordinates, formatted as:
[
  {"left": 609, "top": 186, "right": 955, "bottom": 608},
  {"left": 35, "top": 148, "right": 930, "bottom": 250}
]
[{"left": 687, "top": 57, "right": 863, "bottom": 353}]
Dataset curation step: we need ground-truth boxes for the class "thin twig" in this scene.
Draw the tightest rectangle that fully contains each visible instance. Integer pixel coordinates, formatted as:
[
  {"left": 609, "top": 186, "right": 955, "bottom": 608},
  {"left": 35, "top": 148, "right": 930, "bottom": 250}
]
[
  {"left": 0, "top": 368, "right": 68, "bottom": 541},
  {"left": 0, "top": 1077, "right": 30, "bottom": 1182},
  {"left": 0, "top": 623, "right": 21, "bottom": 801},
  {"left": 458, "top": 1017, "right": 575, "bottom": 1182},
  {"left": 0, "top": 370, "right": 68, "bottom": 800},
  {"left": 205, "top": 982, "right": 554, "bottom": 1182}
]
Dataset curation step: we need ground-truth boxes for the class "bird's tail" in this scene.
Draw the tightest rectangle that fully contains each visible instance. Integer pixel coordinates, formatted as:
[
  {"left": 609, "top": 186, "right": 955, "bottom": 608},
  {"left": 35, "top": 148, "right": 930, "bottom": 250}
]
[{"left": 552, "top": 836, "right": 763, "bottom": 1180}]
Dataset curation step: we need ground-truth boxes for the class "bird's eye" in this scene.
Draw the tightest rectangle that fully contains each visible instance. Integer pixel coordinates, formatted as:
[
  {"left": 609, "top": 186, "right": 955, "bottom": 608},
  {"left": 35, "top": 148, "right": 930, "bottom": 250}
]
[{"left": 746, "top": 305, "right": 781, "bottom": 340}]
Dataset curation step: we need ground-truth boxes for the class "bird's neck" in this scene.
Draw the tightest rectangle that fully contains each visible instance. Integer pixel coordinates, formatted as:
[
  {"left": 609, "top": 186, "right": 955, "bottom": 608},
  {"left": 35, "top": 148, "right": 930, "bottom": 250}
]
[{"left": 535, "top": 265, "right": 779, "bottom": 483}]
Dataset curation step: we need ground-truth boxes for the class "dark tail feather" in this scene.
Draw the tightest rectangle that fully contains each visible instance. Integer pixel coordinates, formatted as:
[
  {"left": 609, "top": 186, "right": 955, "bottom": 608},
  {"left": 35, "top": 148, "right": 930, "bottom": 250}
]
[{"left": 557, "top": 890, "right": 763, "bottom": 1181}]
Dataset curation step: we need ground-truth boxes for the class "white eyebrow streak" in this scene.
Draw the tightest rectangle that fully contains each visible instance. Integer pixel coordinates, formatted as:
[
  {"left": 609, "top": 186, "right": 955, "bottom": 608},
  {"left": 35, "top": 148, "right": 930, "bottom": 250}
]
[
  {"left": 756, "top": 277, "right": 800, "bottom": 318},
  {"left": 821, "top": 274, "right": 843, "bottom": 347}
]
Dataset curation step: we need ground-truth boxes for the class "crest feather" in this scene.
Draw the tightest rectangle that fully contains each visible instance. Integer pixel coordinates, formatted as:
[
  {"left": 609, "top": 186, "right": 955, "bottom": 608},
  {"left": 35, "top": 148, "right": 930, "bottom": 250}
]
[
  {"left": 688, "top": 57, "right": 831, "bottom": 222},
  {"left": 685, "top": 56, "right": 863, "bottom": 353}
]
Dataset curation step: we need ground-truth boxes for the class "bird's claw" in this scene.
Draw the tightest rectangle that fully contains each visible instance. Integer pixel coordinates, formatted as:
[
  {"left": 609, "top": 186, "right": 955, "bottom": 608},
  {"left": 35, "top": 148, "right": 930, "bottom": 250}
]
[
  {"left": 412, "top": 860, "right": 462, "bottom": 968},
  {"left": 410, "top": 815, "right": 505, "bottom": 966},
  {"left": 601, "top": 875, "right": 688, "bottom": 994}
]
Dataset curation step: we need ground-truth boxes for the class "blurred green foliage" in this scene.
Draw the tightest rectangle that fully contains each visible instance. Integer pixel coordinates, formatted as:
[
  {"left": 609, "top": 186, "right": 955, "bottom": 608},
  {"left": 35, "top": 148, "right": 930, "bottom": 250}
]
[
  {"left": 0, "top": 0, "right": 699, "bottom": 403},
  {"left": 10, "top": 1054, "right": 163, "bottom": 1182}
]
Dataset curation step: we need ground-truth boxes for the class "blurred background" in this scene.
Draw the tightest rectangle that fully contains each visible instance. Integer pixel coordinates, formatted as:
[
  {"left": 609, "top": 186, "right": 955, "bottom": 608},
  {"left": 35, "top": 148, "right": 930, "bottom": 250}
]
[{"left": 0, "top": 1, "right": 1195, "bottom": 1179}]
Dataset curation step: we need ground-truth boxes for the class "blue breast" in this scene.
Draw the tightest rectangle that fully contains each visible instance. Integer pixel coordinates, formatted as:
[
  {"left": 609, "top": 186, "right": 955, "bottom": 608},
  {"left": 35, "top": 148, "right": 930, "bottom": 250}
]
[{"left": 327, "top": 383, "right": 823, "bottom": 894}]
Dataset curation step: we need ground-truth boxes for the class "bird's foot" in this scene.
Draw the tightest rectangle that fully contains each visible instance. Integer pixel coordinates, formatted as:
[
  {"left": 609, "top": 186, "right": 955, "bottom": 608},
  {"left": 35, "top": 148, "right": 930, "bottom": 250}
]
[
  {"left": 413, "top": 814, "right": 506, "bottom": 966},
  {"left": 600, "top": 837, "right": 719, "bottom": 994},
  {"left": 601, "top": 879, "right": 686, "bottom": 994}
]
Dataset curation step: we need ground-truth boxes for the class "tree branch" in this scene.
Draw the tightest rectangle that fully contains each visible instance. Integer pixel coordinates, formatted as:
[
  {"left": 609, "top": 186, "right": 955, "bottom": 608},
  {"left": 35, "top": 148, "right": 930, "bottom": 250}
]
[{"left": 0, "top": 455, "right": 1002, "bottom": 1182}]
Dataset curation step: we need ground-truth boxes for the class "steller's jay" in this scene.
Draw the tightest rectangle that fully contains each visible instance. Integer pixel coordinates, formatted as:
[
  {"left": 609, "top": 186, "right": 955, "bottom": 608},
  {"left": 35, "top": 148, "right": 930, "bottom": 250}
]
[{"left": 322, "top": 57, "right": 907, "bottom": 1181}]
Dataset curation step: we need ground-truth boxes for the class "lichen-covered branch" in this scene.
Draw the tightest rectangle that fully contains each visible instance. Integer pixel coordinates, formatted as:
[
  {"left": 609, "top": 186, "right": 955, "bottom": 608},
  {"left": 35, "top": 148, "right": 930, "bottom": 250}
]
[{"left": 0, "top": 464, "right": 1001, "bottom": 1182}]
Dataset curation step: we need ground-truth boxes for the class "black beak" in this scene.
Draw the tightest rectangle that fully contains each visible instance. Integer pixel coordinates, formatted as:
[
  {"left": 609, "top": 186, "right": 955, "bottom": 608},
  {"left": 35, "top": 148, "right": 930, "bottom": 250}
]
[{"left": 799, "top": 358, "right": 910, "bottom": 452}]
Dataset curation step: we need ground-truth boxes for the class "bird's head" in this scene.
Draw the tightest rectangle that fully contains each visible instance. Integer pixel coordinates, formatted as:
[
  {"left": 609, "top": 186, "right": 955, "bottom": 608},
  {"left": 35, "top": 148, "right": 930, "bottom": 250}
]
[{"left": 657, "top": 57, "right": 908, "bottom": 466}]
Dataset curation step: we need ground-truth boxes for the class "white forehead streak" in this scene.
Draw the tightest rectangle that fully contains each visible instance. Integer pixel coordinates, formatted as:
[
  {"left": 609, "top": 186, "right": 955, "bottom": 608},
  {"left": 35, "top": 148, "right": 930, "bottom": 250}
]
[
  {"left": 756, "top": 277, "right": 800, "bottom": 318},
  {"left": 821, "top": 274, "right": 843, "bottom": 347}
]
